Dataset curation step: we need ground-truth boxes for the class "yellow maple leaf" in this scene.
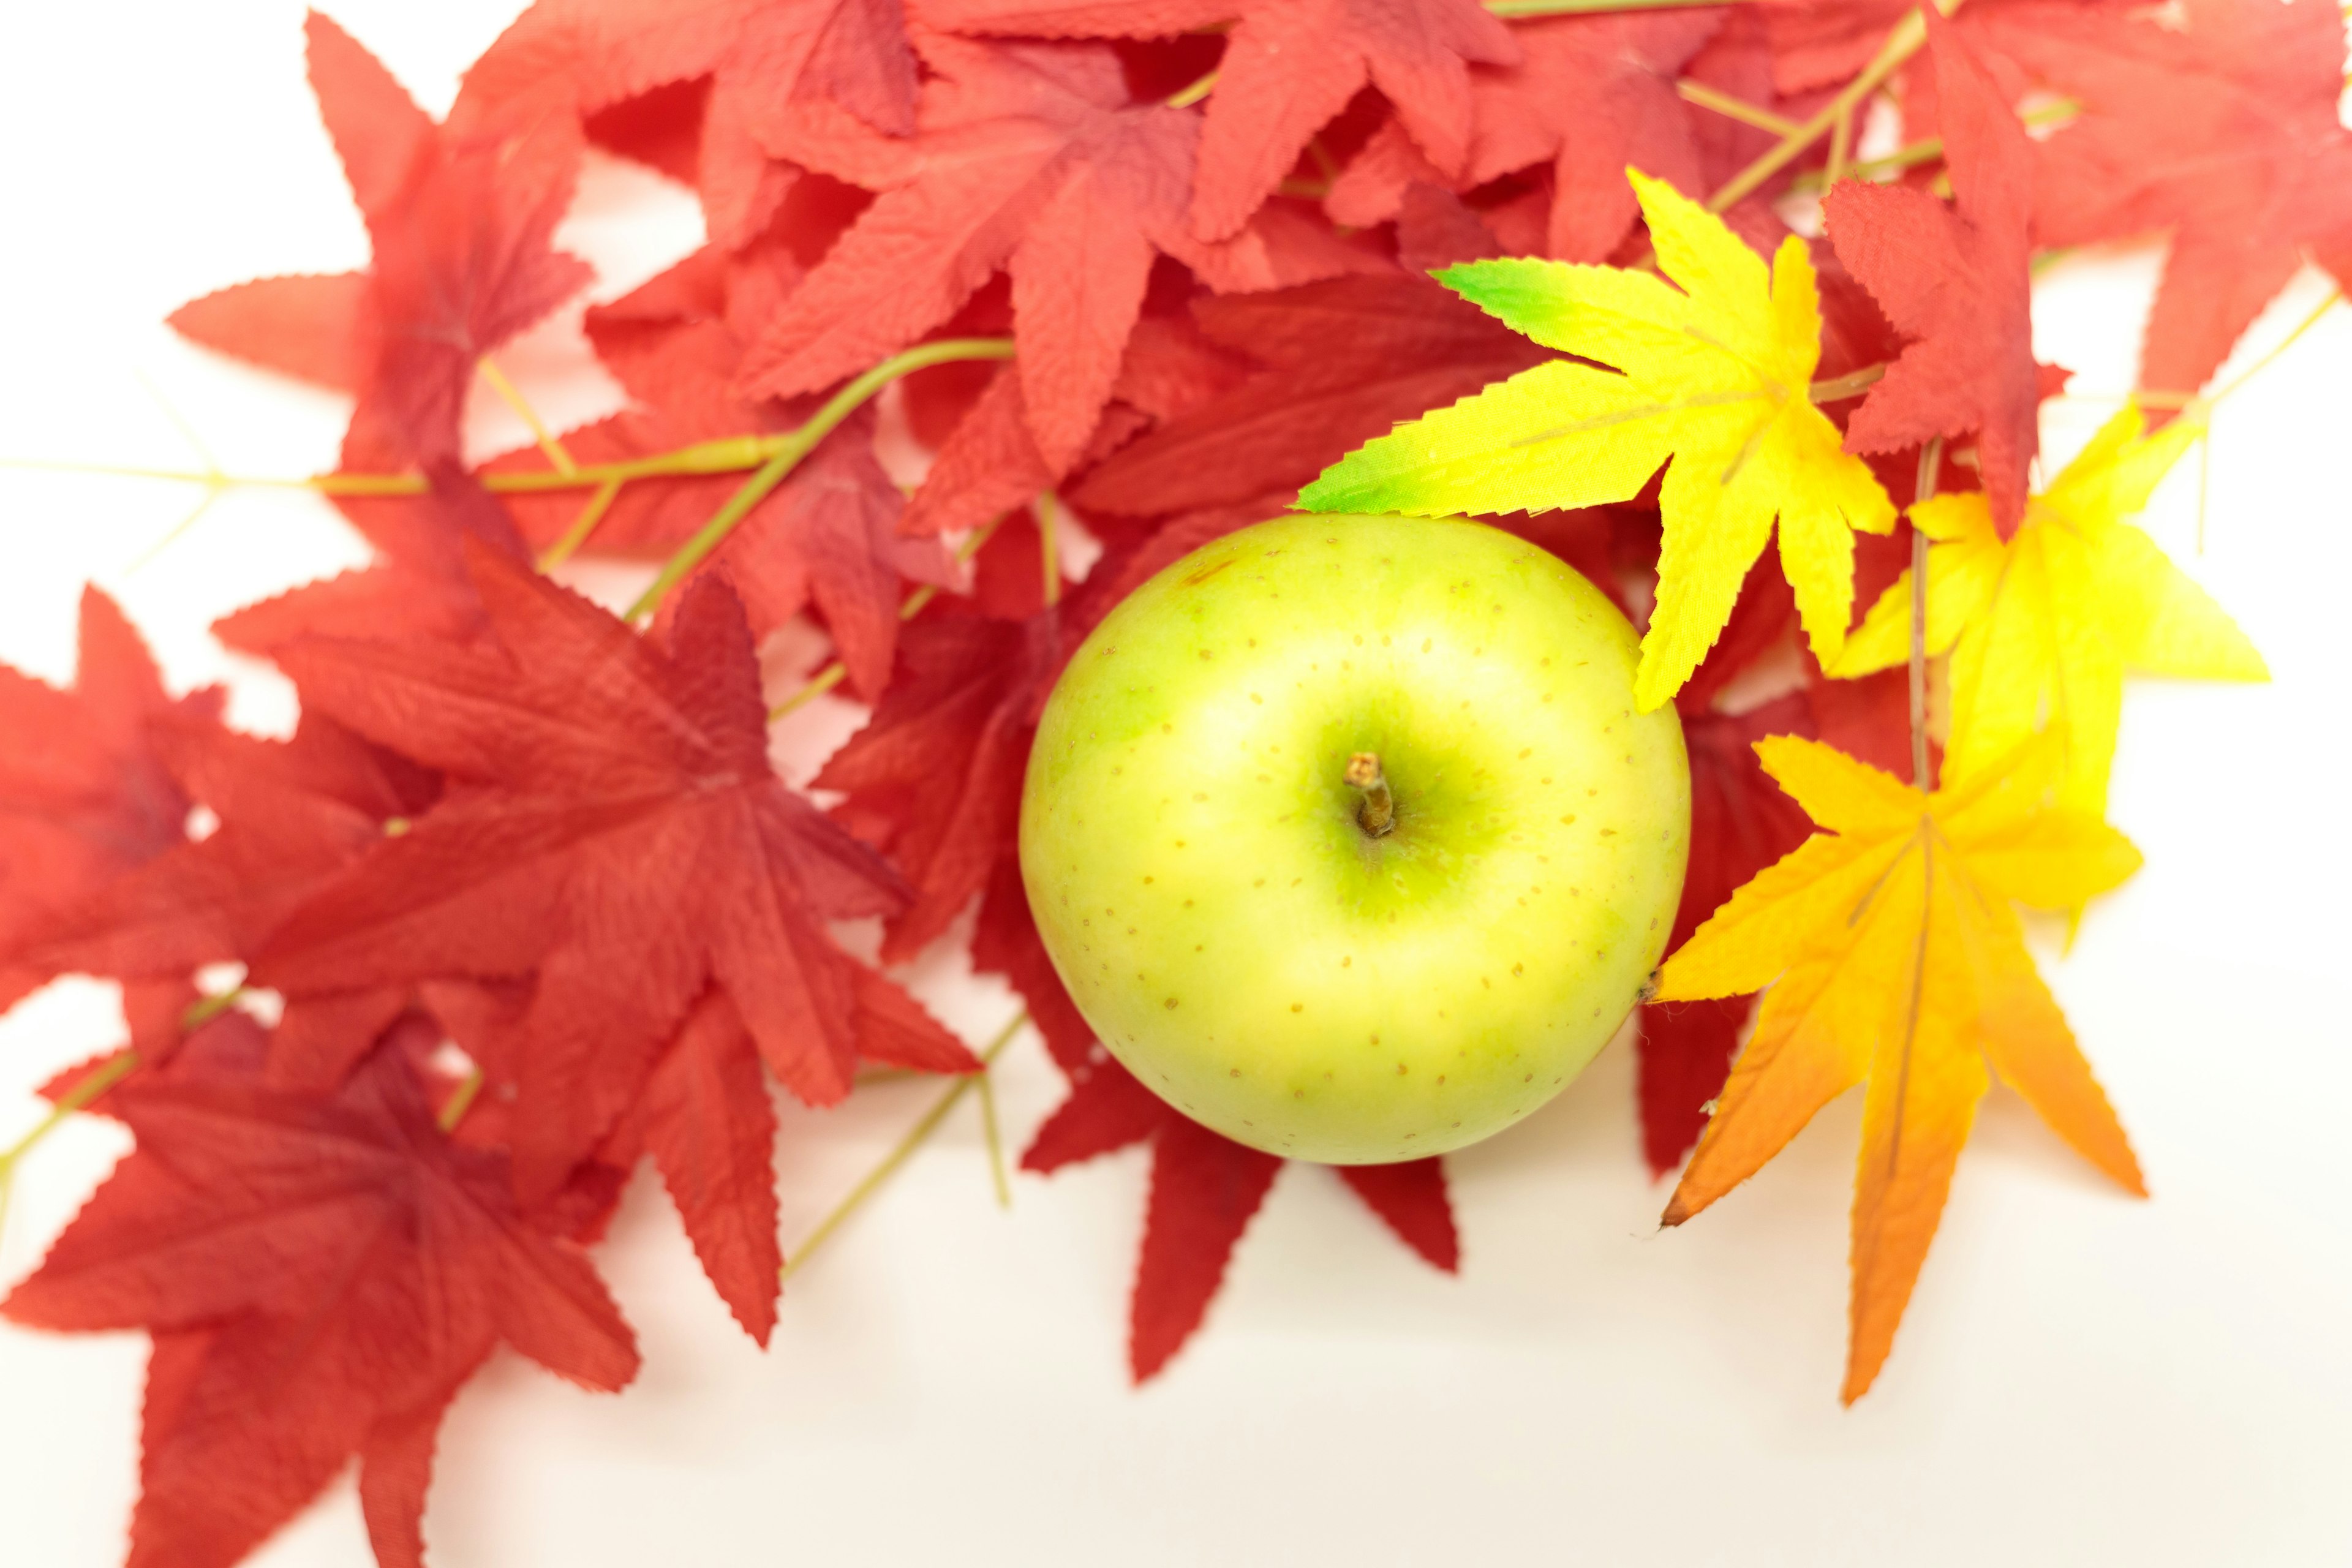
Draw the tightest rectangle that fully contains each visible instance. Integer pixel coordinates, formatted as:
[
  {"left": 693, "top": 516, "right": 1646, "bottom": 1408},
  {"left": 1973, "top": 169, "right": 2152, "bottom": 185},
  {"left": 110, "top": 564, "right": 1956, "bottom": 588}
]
[
  {"left": 1298, "top": 168, "right": 1895, "bottom": 712},
  {"left": 1830, "top": 404, "right": 2267, "bottom": 812},
  {"left": 1656, "top": 734, "right": 2146, "bottom": 1403}
]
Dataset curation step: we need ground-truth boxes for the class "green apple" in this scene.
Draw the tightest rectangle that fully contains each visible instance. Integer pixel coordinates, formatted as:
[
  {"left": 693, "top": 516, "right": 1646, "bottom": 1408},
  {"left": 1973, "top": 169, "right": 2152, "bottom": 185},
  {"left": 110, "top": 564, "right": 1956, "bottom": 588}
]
[{"left": 1019, "top": 513, "right": 1689, "bottom": 1163}]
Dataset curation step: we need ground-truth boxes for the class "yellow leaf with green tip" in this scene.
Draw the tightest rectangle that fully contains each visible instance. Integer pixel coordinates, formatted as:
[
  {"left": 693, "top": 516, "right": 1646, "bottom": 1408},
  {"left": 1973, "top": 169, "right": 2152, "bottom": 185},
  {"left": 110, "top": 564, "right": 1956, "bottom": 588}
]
[
  {"left": 1298, "top": 168, "right": 1895, "bottom": 712},
  {"left": 1830, "top": 404, "right": 2266, "bottom": 812}
]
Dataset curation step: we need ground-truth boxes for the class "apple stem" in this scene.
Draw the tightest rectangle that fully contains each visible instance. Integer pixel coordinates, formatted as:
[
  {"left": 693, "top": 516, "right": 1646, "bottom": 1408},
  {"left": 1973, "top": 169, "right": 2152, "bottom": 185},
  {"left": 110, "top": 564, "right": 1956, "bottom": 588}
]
[{"left": 1346, "top": 752, "right": 1396, "bottom": 837}]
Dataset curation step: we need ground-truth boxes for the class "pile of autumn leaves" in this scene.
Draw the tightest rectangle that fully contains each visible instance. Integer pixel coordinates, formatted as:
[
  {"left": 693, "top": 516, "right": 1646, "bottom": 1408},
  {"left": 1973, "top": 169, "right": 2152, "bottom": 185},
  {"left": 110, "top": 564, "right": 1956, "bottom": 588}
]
[{"left": 0, "top": 0, "right": 2334, "bottom": 1563}]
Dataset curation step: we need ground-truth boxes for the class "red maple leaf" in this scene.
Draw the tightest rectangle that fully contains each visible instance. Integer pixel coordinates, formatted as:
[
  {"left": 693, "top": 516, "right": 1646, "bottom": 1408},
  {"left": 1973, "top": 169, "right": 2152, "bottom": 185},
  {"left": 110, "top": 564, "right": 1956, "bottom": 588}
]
[
  {"left": 1825, "top": 9, "right": 2060, "bottom": 535},
  {"left": 1024, "top": 1054, "right": 1458, "bottom": 1380},
  {"left": 1756, "top": 0, "right": 1914, "bottom": 95},
  {"left": 502, "top": 979, "right": 978, "bottom": 1344},
  {"left": 925, "top": 0, "right": 1521, "bottom": 243},
  {"left": 5, "top": 714, "right": 431, "bottom": 991},
  {"left": 2, "top": 1025, "right": 638, "bottom": 1568},
  {"left": 1980, "top": 0, "right": 2352, "bottom": 396},
  {"left": 486, "top": 221, "right": 957, "bottom": 698},
  {"left": 1071, "top": 272, "right": 1551, "bottom": 518},
  {"left": 250, "top": 545, "right": 940, "bottom": 1198},
  {"left": 815, "top": 587, "right": 1069, "bottom": 965},
  {"left": 737, "top": 32, "right": 1371, "bottom": 475},
  {"left": 0, "top": 589, "right": 222, "bottom": 1013},
  {"left": 896, "top": 304, "right": 1249, "bottom": 538},
  {"left": 169, "top": 12, "right": 589, "bottom": 469},
  {"left": 1330, "top": 12, "right": 1721, "bottom": 263},
  {"left": 209, "top": 435, "right": 535, "bottom": 661},
  {"left": 458, "top": 0, "right": 919, "bottom": 247}
]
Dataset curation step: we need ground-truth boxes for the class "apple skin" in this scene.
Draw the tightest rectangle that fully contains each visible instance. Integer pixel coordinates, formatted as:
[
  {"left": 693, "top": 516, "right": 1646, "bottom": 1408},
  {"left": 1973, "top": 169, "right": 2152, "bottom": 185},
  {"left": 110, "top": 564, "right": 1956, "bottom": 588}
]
[{"left": 1019, "top": 514, "right": 1689, "bottom": 1163}]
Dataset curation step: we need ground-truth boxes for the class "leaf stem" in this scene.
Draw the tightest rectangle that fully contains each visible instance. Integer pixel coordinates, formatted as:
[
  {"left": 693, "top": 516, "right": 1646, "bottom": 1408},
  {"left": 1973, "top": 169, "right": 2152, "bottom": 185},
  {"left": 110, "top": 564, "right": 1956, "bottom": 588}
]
[
  {"left": 437, "top": 1067, "right": 487, "bottom": 1134},
  {"left": 1787, "top": 99, "right": 2078, "bottom": 194},
  {"left": 1709, "top": 0, "right": 1959, "bottom": 212},
  {"left": 625, "top": 338, "right": 1016, "bottom": 624},
  {"left": 0, "top": 986, "right": 246, "bottom": 1177},
  {"left": 1809, "top": 363, "right": 1889, "bottom": 403},
  {"left": 3, "top": 347, "right": 1017, "bottom": 520},
  {"left": 780, "top": 1011, "right": 1028, "bottom": 1283},
  {"left": 1036, "top": 492, "right": 1063, "bottom": 609},
  {"left": 1676, "top": 80, "right": 1801, "bottom": 138},
  {"left": 477, "top": 356, "right": 576, "bottom": 474},
  {"left": 1167, "top": 70, "right": 1218, "bottom": 108},
  {"left": 1910, "top": 437, "right": 1942, "bottom": 791},
  {"left": 2198, "top": 287, "right": 2340, "bottom": 408},
  {"left": 977, "top": 1065, "right": 1011, "bottom": 1210},
  {"left": 536, "top": 477, "right": 624, "bottom": 570}
]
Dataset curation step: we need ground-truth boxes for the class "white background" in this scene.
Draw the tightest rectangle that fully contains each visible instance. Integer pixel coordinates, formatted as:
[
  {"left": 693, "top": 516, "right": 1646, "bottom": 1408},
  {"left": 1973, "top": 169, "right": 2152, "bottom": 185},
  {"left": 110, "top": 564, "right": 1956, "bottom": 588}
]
[{"left": 2, "top": 6, "right": 2348, "bottom": 1566}]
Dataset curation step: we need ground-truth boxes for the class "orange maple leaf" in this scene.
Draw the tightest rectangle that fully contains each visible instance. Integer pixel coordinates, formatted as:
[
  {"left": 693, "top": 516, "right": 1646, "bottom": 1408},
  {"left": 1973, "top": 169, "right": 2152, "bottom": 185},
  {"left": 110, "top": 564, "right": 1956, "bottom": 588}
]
[{"left": 1656, "top": 734, "right": 2146, "bottom": 1402}]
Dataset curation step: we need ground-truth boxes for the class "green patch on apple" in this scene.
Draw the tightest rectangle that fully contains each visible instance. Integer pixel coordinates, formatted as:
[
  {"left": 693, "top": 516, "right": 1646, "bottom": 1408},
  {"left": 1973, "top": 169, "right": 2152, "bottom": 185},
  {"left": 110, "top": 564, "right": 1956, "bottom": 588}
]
[{"left": 1021, "top": 514, "right": 1691, "bottom": 1163}]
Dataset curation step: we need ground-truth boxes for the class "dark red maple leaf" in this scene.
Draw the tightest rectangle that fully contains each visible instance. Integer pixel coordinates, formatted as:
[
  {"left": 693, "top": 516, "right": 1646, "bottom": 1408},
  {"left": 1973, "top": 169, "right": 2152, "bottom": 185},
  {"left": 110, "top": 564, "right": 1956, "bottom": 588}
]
[
  {"left": 2, "top": 1025, "right": 638, "bottom": 1568},
  {"left": 1071, "top": 272, "right": 1552, "bottom": 518},
  {"left": 170, "top": 12, "right": 589, "bottom": 470},
  {"left": 924, "top": 0, "right": 1521, "bottom": 244},
  {"left": 1978, "top": 0, "right": 2352, "bottom": 396},
  {"left": 0, "top": 589, "right": 222, "bottom": 1013},
  {"left": 1825, "top": 9, "right": 2059, "bottom": 536},
  {"left": 1330, "top": 13, "right": 1721, "bottom": 263},
  {"left": 815, "top": 591, "right": 1068, "bottom": 965},
  {"left": 5, "top": 714, "right": 429, "bottom": 993},
  {"left": 565, "top": 979, "right": 976, "bottom": 1343},
  {"left": 458, "top": 0, "right": 918, "bottom": 247},
  {"left": 179, "top": 12, "right": 565, "bottom": 658},
  {"left": 486, "top": 218, "right": 956, "bottom": 698},
  {"left": 250, "top": 545, "right": 937, "bottom": 1199},
  {"left": 738, "top": 32, "right": 1372, "bottom": 476},
  {"left": 209, "top": 432, "right": 533, "bottom": 660},
  {"left": 1024, "top": 1054, "right": 1458, "bottom": 1380}
]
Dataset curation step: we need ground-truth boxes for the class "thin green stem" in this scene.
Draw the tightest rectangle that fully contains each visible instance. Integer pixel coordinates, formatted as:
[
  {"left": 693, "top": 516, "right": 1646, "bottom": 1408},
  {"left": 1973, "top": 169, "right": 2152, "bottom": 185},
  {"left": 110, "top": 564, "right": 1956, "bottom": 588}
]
[
  {"left": 2203, "top": 288, "right": 2340, "bottom": 407},
  {"left": 1789, "top": 99, "right": 2077, "bottom": 194},
  {"left": 977, "top": 1063, "right": 1011, "bottom": 1211},
  {"left": 0, "top": 1051, "right": 142, "bottom": 1173},
  {"left": 1826, "top": 103, "right": 1855, "bottom": 189},
  {"left": 781, "top": 1011, "right": 1028, "bottom": 1282},
  {"left": 1036, "top": 492, "right": 1063, "bottom": 609},
  {"left": 478, "top": 356, "right": 576, "bottom": 474},
  {"left": 0, "top": 987, "right": 246, "bottom": 1176},
  {"left": 126, "top": 487, "right": 225, "bottom": 572},
  {"left": 0, "top": 443, "right": 773, "bottom": 499},
  {"left": 1676, "top": 80, "right": 1800, "bottom": 138},
  {"left": 772, "top": 663, "right": 851, "bottom": 721},
  {"left": 536, "top": 477, "right": 623, "bottom": 570},
  {"left": 1167, "top": 70, "right": 1217, "bottom": 108},
  {"left": 1709, "top": 1, "right": 1959, "bottom": 213},
  {"left": 181, "top": 987, "right": 248, "bottom": 1031},
  {"left": 437, "top": 1067, "right": 487, "bottom": 1134},
  {"left": 1810, "top": 363, "right": 1889, "bottom": 404},
  {"left": 627, "top": 338, "right": 1015, "bottom": 624}
]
